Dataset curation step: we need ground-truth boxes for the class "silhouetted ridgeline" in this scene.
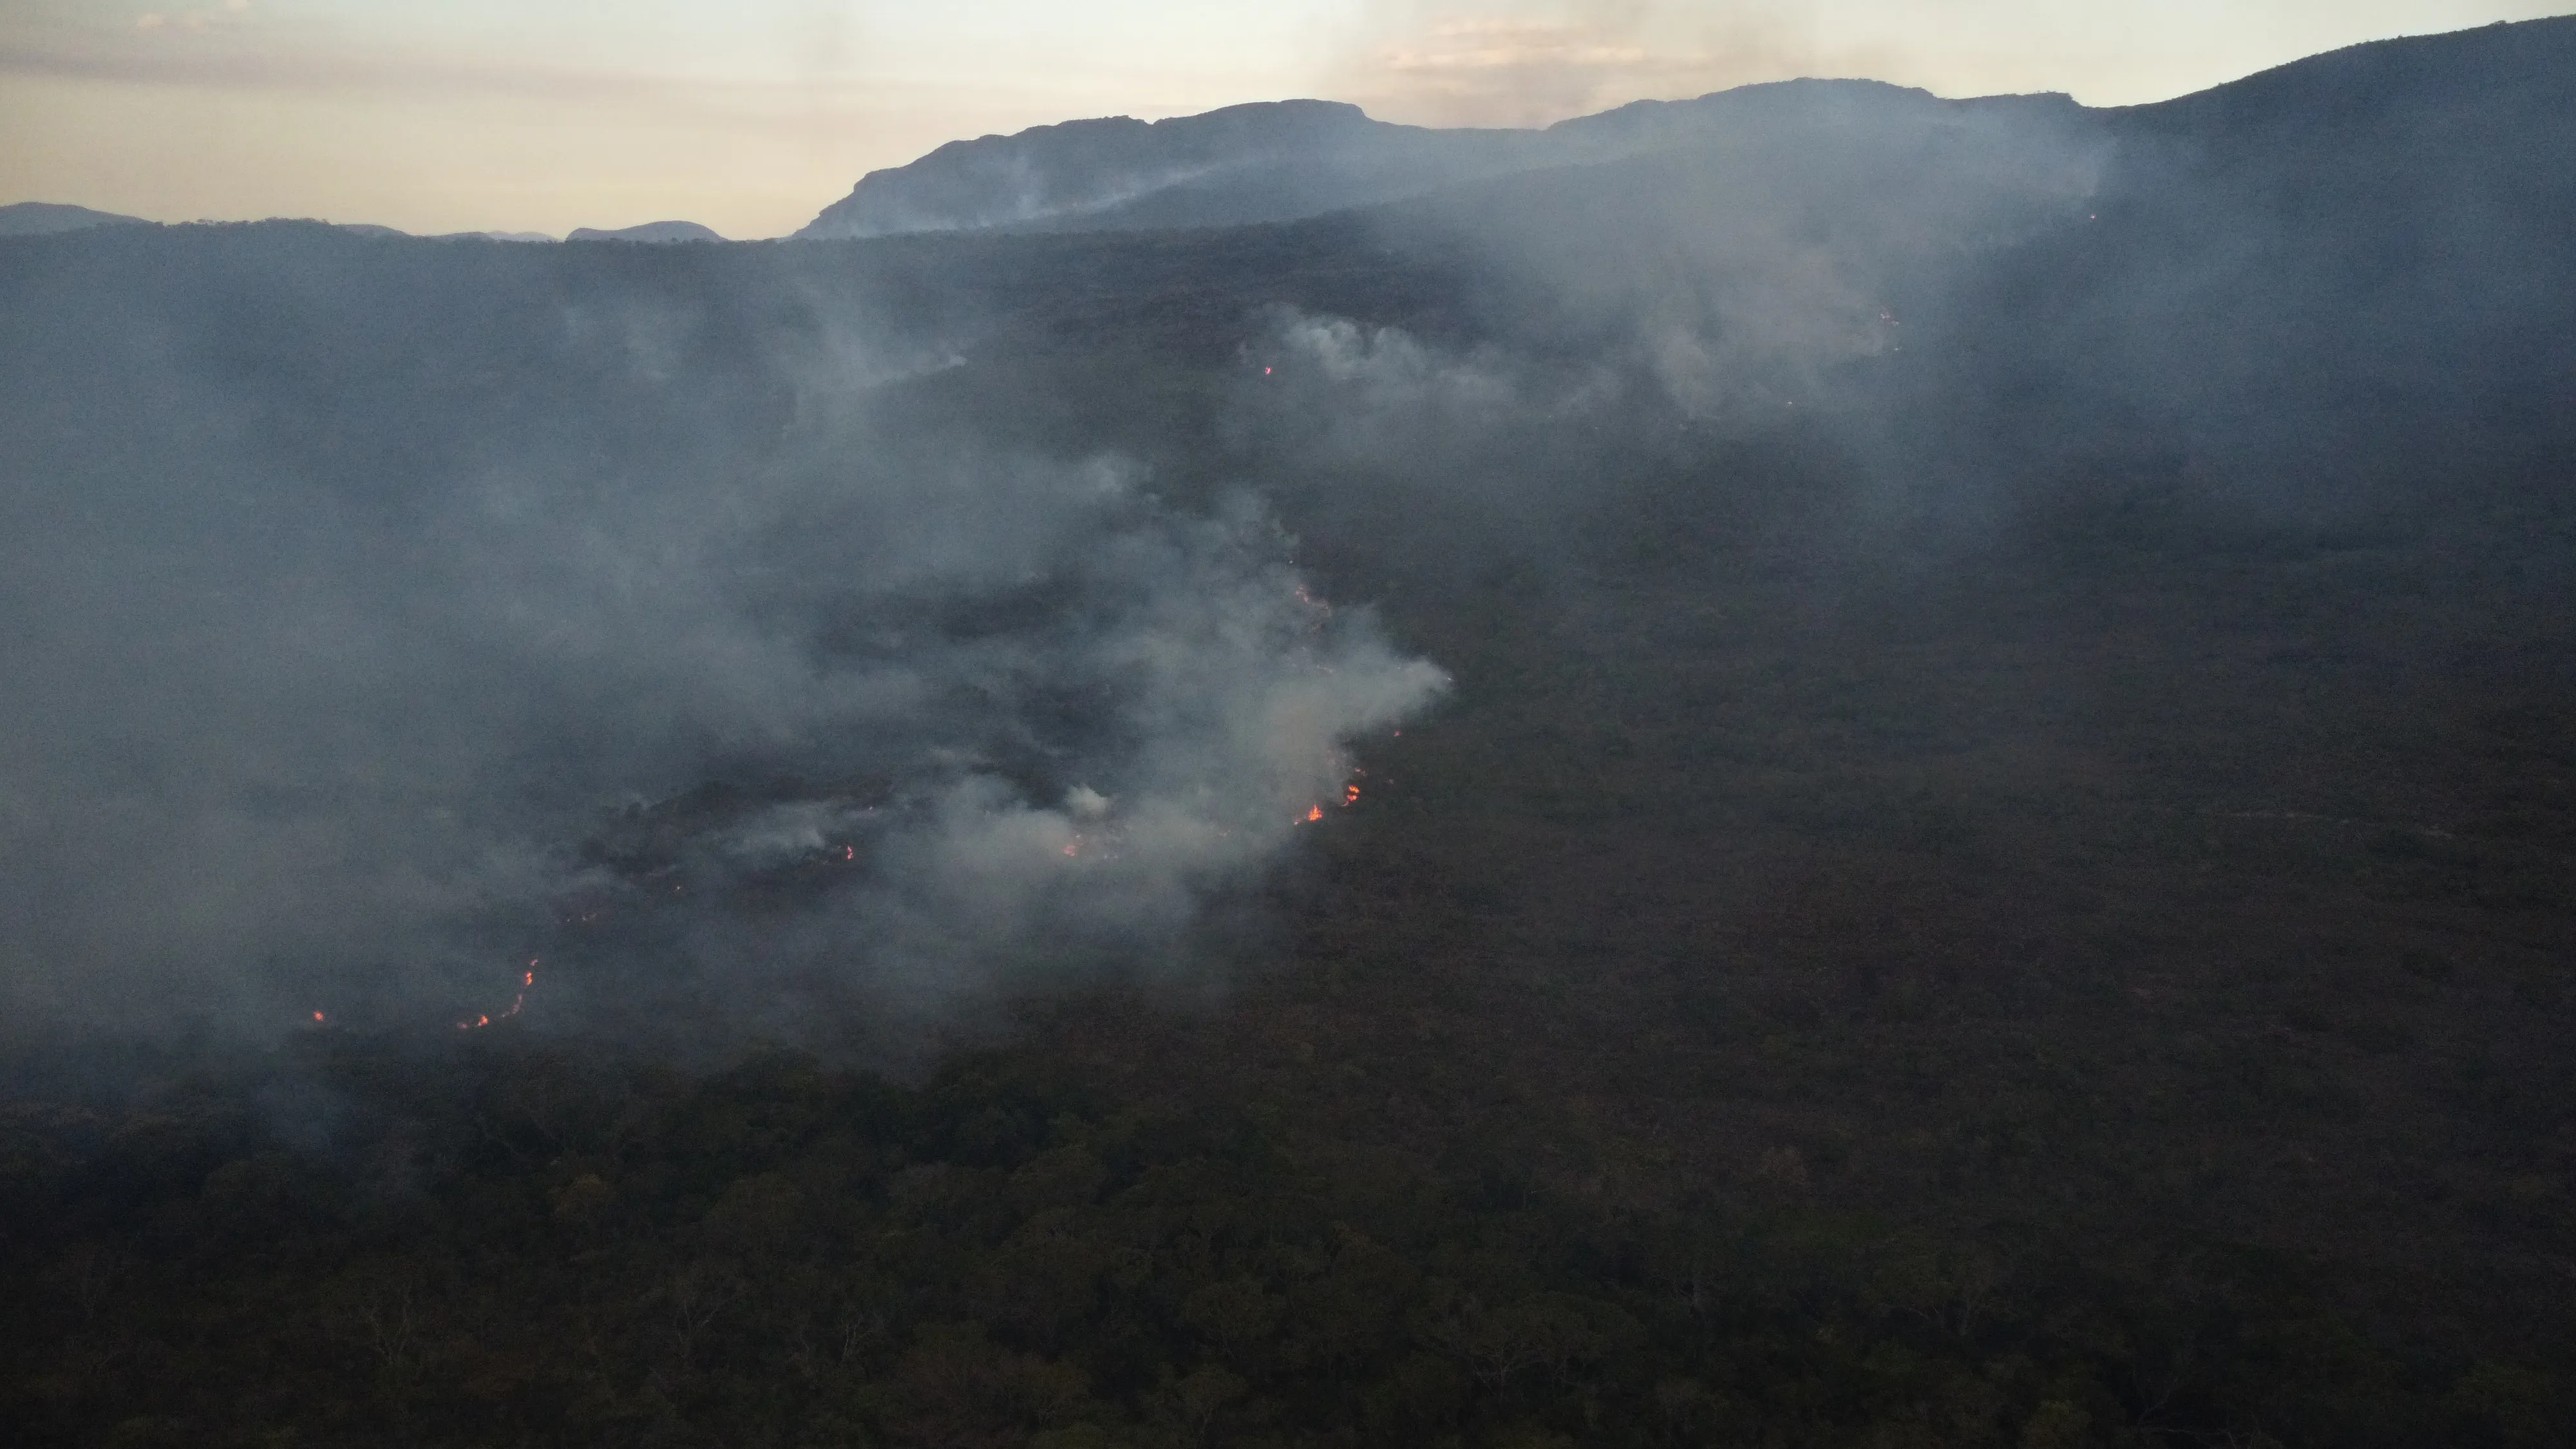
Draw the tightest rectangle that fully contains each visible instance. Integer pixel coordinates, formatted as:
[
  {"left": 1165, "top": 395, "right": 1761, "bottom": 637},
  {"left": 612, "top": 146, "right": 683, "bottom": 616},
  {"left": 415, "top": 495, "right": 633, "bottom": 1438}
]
[
  {"left": 794, "top": 83, "right": 2094, "bottom": 240},
  {"left": 566, "top": 220, "right": 727, "bottom": 243},
  {"left": 2, "top": 17, "right": 2573, "bottom": 1448},
  {"left": 0, "top": 202, "right": 148, "bottom": 236},
  {"left": 794, "top": 19, "right": 2572, "bottom": 246}
]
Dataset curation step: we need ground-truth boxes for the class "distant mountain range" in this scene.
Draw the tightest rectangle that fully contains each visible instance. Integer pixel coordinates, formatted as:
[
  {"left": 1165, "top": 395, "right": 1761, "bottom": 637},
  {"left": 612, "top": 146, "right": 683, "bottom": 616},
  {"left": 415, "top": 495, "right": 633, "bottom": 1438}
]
[
  {"left": 0, "top": 205, "right": 575, "bottom": 242},
  {"left": 566, "top": 220, "right": 724, "bottom": 243},
  {"left": 796, "top": 18, "right": 2571, "bottom": 242},
  {"left": 7, "top": 18, "right": 2567, "bottom": 251},
  {"left": 0, "top": 202, "right": 148, "bottom": 236},
  {"left": 793, "top": 82, "right": 2083, "bottom": 240},
  {"left": 0, "top": 211, "right": 733, "bottom": 244}
]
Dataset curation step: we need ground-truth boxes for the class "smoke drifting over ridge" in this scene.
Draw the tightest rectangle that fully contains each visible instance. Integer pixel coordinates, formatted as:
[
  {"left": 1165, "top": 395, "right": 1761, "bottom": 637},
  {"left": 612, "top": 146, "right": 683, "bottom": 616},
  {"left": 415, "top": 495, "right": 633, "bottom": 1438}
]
[
  {"left": 1227, "top": 82, "right": 2108, "bottom": 511},
  {"left": 6, "top": 19, "right": 2570, "bottom": 1068},
  {"left": 0, "top": 232, "right": 1443, "bottom": 1050}
]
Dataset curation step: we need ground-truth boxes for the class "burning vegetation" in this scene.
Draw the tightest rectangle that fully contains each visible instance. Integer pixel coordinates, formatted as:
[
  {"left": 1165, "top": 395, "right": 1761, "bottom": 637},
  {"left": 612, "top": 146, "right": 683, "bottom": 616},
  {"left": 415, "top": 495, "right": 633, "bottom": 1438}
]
[{"left": 6, "top": 18, "right": 2576, "bottom": 1449}]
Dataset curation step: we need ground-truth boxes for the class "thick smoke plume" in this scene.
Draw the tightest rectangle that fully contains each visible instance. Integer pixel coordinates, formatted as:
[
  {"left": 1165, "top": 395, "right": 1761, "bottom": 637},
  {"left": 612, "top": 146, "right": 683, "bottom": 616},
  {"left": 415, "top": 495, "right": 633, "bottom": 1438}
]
[
  {"left": 0, "top": 239, "right": 1443, "bottom": 1049},
  {"left": 8, "top": 21, "right": 2566, "bottom": 1066}
]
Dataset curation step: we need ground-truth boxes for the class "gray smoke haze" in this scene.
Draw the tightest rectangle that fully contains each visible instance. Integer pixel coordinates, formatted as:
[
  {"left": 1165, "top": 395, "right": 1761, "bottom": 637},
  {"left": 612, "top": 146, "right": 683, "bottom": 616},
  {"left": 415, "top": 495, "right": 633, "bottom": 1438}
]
[
  {"left": 5, "top": 19, "right": 2566, "bottom": 1069},
  {"left": 0, "top": 240, "right": 1443, "bottom": 1050},
  {"left": 1231, "top": 84, "right": 2107, "bottom": 520},
  {"left": 1423, "top": 86, "right": 2104, "bottom": 406}
]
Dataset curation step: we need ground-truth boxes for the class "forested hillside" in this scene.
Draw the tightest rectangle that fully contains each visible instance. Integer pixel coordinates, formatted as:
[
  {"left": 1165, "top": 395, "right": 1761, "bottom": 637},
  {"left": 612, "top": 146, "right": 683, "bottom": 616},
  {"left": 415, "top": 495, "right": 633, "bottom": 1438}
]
[{"left": 3, "top": 19, "right": 2573, "bottom": 1449}]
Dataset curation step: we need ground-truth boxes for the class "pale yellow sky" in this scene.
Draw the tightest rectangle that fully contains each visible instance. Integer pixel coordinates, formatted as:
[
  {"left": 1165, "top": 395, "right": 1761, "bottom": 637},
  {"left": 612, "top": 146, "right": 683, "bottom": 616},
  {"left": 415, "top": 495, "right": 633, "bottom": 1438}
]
[{"left": 1, "top": 1, "right": 2567, "bottom": 238}]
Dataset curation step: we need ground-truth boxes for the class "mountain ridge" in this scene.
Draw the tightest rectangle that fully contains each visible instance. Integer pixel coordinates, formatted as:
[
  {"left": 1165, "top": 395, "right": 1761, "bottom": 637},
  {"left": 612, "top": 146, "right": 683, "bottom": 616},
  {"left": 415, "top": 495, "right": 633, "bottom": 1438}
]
[
  {"left": 793, "top": 80, "right": 2077, "bottom": 240},
  {"left": 0, "top": 202, "right": 149, "bottom": 236},
  {"left": 795, "top": 17, "right": 2575, "bottom": 242},
  {"left": 567, "top": 220, "right": 726, "bottom": 243}
]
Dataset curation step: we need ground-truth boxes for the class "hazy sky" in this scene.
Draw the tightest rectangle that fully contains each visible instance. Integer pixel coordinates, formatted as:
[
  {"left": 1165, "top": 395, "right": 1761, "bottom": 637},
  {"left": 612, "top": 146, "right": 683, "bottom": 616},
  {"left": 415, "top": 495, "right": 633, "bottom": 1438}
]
[{"left": 3, "top": 1, "right": 2568, "bottom": 238}]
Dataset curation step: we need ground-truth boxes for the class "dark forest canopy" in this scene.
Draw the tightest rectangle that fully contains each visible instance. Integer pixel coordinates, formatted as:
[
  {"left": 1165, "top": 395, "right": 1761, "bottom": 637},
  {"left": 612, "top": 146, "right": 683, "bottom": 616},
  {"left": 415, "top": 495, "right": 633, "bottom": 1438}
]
[{"left": 2, "top": 18, "right": 2573, "bottom": 1449}]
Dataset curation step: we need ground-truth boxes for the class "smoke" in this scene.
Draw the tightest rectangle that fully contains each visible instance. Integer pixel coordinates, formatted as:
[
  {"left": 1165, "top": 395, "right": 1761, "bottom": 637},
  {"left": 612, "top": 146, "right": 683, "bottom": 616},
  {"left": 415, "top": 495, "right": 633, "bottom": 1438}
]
[
  {"left": 1249, "top": 310, "right": 1546, "bottom": 457},
  {"left": 0, "top": 229, "right": 1444, "bottom": 1050},
  {"left": 9, "top": 20, "right": 2563, "bottom": 1068},
  {"left": 1238, "top": 79, "right": 2106, "bottom": 468}
]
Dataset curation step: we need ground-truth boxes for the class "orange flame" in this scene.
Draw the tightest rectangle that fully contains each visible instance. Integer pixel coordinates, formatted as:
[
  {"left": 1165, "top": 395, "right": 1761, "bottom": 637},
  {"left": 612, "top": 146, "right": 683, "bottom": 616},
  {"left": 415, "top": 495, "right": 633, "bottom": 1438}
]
[
  {"left": 1304, "top": 805, "right": 1324, "bottom": 822},
  {"left": 458, "top": 959, "right": 539, "bottom": 1031}
]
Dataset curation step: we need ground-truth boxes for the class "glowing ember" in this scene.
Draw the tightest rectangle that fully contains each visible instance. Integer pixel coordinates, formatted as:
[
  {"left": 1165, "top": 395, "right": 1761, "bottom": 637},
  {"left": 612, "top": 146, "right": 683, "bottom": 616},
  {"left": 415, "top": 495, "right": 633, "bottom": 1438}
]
[
  {"left": 1304, "top": 804, "right": 1324, "bottom": 822},
  {"left": 1344, "top": 784, "right": 1361, "bottom": 805},
  {"left": 310, "top": 1010, "right": 326, "bottom": 1023},
  {"left": 457, "top": 958, "right": 539, "bottom": 1031}
]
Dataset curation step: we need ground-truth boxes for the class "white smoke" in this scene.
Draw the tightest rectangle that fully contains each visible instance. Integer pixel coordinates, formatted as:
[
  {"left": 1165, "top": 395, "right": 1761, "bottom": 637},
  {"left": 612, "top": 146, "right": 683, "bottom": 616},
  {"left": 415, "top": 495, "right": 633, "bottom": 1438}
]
[{"left": 0, "top": 281, "right": 1446, "bottom": 1044}]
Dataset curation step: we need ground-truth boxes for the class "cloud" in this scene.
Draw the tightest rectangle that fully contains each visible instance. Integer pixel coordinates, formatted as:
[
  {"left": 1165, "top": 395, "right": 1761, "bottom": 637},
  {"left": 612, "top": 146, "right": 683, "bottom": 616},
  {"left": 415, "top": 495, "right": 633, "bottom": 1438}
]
[
  {"left": 6, "top": 3, "right": 852, "bottom": 107},
  {"left": 1326, "top": 1, "right": 1840, "bottom": 127},
  {"left": 118, "top": 2, "right": 251, "bottom": 39},
  {"left": 10, "top": 17, "right": 670, "bottom": 98}
]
